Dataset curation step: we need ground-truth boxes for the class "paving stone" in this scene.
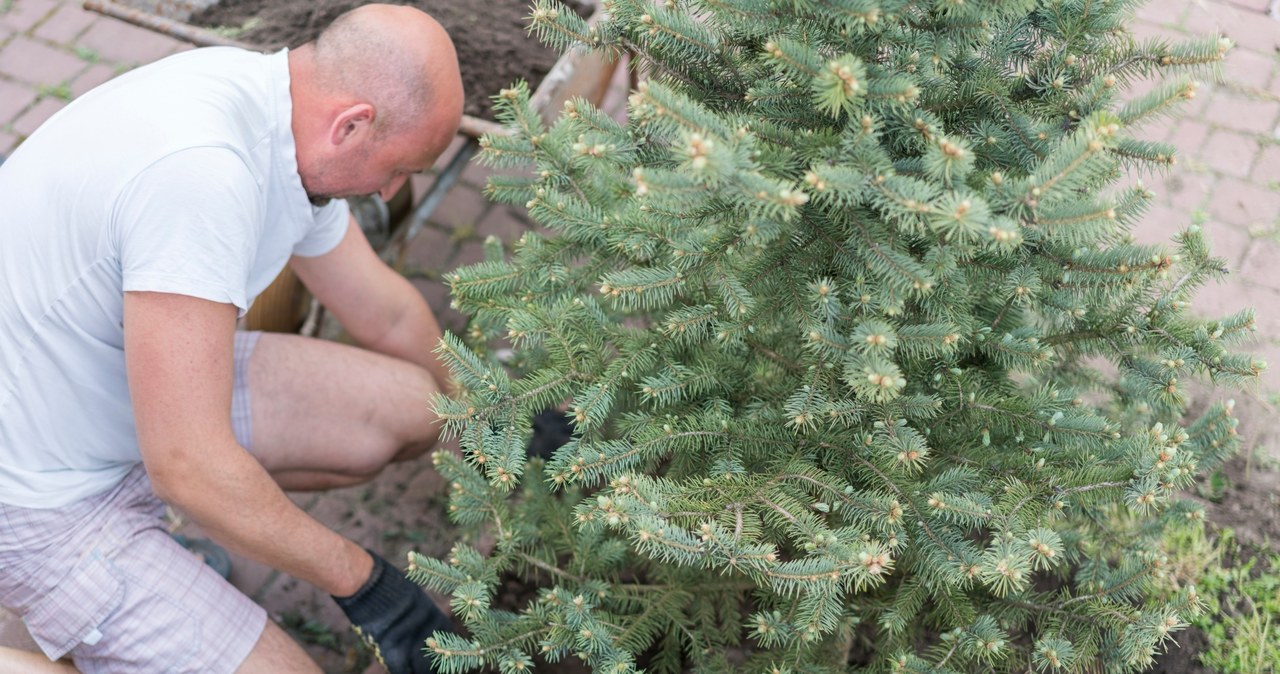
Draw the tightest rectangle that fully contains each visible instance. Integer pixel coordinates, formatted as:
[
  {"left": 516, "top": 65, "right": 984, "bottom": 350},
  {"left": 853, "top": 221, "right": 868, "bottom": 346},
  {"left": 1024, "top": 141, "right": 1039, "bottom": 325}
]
[
  {"left": 1136, "top": 0, "right": 1189, "bottom": 27},
  {"left": 1128, "top": 113, "right": 1175, "bottom": 143},
  {"left": 1193, "top": 277, "right": 1280, "bottom": 336},
  {"left": 0, "top": 35, "right": 85, "bottom": 86},
  {"left": 1201, "top": 220, "right": 1256, "bottom": 273},
  {"left": 0, "top": 77, "right": 36, "bottom": 124},
  {"left": 1200, "top": 128, "right": 1259, "bottom": 178},
  {"left": 476, "top": 204, "right": 535, "bottom": 243},
  {"left": 1166, "top": 118, "right": 1211, "bottom": 159},
  {"left": 430, "top": 182, "right": 489, "bottom": 230},
  {"left": 33, "top": 4, "right": 96, "bottom": 44},
  {"left": 1255, "top": 145, "right": 1280, "bottom": 186},
  {"left": 0, "top": 0, "right": 58, "bottom": 33},
  {"left": 1156, "top": 169, "right": 1216, "bottom": 211},
  {"left": 1222, "top": 46, "right": 1277, "bottom": 91},
  {"left": 1130, "top": 202, "right": 1191, "bottom": 245},
  {"left": 69, "top": 61, "right": 114, "bottom": 97},
  {"left": 1239, "top": 237, "right": 1280, "bottom": 294},
  {"left": 76, "top": 15, "right": 185, "bottom": 66},
  {"left": 452, "top": 239, "right": 487, "bottom": 269},
  {"left": 1183, "top": 1, "right": 1280, "bottom": 53},
  {"left": 403, "top": 223, "right": 456, "bottom": 274},
  {"left": 11, "top": 95, "right": 63, "bottom": 136},
  {"left": 1211, "top": 176, "right": 1280, "bottom": 227},
  {"left": 1200, "top": 92, "right": 1280, "bottom": 136},
  {"left": 0, "top": 128, "right": 18, "bottom": 154},
  {"left": 1229, "top": 339, "right": 1280, "bottom": 393}
]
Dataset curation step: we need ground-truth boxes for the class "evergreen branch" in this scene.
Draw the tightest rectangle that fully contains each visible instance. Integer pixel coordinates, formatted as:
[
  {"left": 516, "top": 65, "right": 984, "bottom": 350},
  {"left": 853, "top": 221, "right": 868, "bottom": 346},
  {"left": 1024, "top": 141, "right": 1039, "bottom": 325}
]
[
  {"left": 480, "top": 372, "right": 585, "bottom": 420},
  {"left": 757, "top": 495, "right": 800, "bottom": 524},
  {"left": 1041, "top": 328, "right": 1109, "bottom": 346},
  {"left": 1032, "top": 141, "right": 1102, "bottom": 198},
  {"left": 1059, "top": 480, "right": 1129, "bottom": 496},
  {"left": 994, "top": 98, "right": 1046, "bottom": 160},
  {"left": 748, "top": 339, "right": 804, "bottom": 373},
  {"left": 1062, "top": 558, "right": 1160, "bottom": 606},
  {"left": 429, "top": 626, "right": 553, "bottom": 658},
  {"left": 971, "top": 403, "right": 1112, "bottom": 439},
  {"left": 518, "top": 551, "right": 586, "bottom": 583},
  {"left": 990, "top": 297, "right": 1016, "bottom": 331}
]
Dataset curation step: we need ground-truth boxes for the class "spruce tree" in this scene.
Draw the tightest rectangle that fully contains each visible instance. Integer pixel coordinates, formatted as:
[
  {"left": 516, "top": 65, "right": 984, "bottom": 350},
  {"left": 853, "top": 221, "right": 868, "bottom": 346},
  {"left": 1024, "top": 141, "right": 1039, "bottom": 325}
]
[{"left": 409, "top": 1, "right": 1257, "bottom": 672}]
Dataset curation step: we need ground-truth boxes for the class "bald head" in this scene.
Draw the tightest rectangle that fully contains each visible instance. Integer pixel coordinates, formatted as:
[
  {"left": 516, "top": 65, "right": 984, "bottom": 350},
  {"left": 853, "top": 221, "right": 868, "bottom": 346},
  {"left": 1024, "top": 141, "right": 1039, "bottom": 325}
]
[
  {"left": 289, "top": 4, "right": 464, "bottom": 203},
  {"left": 310, "top": 4, "right": 463, "bottom": 136}
]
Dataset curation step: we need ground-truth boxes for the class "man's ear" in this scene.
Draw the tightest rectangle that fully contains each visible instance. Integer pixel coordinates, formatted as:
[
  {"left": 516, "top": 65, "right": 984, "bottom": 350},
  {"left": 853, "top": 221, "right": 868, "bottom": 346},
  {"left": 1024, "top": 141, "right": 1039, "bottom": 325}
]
[{"left": 329, "top": 103, "right": 376, "bottom": 147}]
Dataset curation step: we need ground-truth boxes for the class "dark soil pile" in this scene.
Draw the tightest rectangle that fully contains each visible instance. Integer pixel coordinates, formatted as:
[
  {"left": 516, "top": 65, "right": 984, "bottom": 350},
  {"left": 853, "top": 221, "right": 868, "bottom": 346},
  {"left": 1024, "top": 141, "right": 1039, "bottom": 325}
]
[{"left": 189, "top": 0, "right": 593, "bottom": 120}]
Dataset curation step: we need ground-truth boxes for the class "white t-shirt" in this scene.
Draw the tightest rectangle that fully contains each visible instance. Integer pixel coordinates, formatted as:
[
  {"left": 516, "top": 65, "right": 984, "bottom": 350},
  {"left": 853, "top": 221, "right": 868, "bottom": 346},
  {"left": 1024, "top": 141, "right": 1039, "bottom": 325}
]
[{"left": 0, "top": 47, "right": 350, "bottom": 508}]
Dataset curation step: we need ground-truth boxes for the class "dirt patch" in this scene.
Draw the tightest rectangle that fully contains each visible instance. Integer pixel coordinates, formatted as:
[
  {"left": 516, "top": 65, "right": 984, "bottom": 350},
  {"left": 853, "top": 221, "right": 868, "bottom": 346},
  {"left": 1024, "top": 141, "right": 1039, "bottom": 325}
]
[
  {"left": 1148, "top": 627, "right": 1212, "bottom": 674},
  {"left": 189, "top": 0, "right": 593, "bottom": 120},
  {"left": 1190, "top": 391, "right": 1280, "bottom": 552}
]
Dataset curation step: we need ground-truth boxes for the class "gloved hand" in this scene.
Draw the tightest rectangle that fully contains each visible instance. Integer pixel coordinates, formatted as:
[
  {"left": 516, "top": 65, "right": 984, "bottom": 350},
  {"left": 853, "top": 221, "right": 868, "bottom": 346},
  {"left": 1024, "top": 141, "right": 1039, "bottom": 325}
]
[{"left": 332, "top": 549, "right": 454, "bottom": 674}]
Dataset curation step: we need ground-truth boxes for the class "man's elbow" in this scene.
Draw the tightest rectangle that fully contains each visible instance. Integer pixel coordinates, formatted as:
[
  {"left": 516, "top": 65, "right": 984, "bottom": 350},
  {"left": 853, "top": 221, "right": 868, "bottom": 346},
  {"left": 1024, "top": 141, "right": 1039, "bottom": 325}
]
[{"left": 141, "top": 449, "right": 211, "bottom": 507}]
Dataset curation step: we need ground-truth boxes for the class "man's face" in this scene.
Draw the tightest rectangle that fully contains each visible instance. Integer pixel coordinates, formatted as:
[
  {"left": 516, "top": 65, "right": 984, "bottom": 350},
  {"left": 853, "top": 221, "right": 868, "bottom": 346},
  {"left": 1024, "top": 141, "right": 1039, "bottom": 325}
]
[{"left": 303, "top": 117, "right": 442, "bottom": 206}]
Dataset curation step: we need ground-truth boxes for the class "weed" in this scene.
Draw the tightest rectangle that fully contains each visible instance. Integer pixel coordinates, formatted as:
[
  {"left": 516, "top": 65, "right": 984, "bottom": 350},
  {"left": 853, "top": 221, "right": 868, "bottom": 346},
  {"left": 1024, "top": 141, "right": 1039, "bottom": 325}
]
[
  {"left": 36, "top": 82, "right": 72, "bottom": 102},
  {"left": 1196, "top": 468, "right": 1232, "bottom": 502},
  {"left": 208, "top": 17, "right": 261, "bottom": 40},
  {"left": 74, "top": 46, "right": 99, "bottom": 64},
  {"left": 1166, "top": 527, "right": 1280, "bottom": 674},
  {"left": 279, "top": 610, "right": 341, "bottom": 650}
]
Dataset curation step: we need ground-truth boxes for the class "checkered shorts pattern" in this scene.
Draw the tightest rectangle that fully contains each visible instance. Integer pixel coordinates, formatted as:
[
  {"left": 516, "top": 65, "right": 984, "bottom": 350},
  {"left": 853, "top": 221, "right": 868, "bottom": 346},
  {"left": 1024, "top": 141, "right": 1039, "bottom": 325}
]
[{"left": 0, "top": 331, "right": 268, "bottom": 673}]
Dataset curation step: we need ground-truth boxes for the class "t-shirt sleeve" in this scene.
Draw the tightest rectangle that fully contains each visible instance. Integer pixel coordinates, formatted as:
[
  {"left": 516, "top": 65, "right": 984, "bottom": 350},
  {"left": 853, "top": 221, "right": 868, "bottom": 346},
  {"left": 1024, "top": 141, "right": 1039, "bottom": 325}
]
[
  {"left": 115, "top": 147, "right": 264, "bottom": 315},
  {"left": 292, "top": 198, "right": 351, "bottom": 257}
]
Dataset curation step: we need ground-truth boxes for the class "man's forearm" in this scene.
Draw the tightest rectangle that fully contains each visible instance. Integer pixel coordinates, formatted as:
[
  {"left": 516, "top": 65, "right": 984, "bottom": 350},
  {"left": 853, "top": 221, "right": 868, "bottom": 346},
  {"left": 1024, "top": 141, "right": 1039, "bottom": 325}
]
[
  {"left": 150, "top": 439, "right": 372, "bottom": 596},
  {"left": 356, "top": 273, "right": 454, "bottom": 395}
]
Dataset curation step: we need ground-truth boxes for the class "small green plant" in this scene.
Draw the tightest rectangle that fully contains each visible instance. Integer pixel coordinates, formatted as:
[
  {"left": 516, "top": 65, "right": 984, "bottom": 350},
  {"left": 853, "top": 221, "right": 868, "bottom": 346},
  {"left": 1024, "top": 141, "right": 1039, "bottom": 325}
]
[
  {"left": 0, "top": 1, "right": 13, "bottom": 16},
  {"left": 1195, "top": 468, "right": 1231, "bottom": 502},
  {"left": 36, "top": 82, "right": 72, "bottom": 102},
  {"left": 280, "top": 611, "right": 341, "bottom": 650},
  {"left": 74, "top": 46, "right": 100, "bottom": 64},
  {"left": 1181, "top": 529, "right": 1280, "bottom": 674},
  {"left": 208, "top": 17, "right": 261, "bottom": 40}
]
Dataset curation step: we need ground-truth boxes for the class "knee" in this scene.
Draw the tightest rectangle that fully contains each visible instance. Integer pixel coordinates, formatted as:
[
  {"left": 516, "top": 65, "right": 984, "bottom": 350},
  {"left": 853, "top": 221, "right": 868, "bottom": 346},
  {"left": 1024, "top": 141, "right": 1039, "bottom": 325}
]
[
  {"left": 390, "top": 436, "right": 435, "bottom": 464},
  {"left": 384, "top": 363, "right": 443, "bottom": 464}
]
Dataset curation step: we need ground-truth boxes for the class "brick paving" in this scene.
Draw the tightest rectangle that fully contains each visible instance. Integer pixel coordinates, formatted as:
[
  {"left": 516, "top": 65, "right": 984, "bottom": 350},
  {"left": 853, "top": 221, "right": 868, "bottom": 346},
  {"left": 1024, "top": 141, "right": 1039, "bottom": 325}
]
[{"left": 0, "top": 0, "right": 1278, "bottom": 671}]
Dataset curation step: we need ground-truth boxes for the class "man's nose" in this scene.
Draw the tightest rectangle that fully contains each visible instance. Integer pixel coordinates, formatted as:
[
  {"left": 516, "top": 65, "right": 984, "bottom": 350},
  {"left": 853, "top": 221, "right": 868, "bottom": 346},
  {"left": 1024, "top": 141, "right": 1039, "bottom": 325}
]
[{"left": 379, "top": 175, "right": 409, "bottom": 201}]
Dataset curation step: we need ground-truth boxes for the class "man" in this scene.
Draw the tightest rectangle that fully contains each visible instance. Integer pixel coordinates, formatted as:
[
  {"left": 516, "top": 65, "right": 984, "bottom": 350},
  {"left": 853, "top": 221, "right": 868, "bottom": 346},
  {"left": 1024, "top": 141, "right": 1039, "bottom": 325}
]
[{"left": 0, "top": 4, "right": 464, "bottom": 673}]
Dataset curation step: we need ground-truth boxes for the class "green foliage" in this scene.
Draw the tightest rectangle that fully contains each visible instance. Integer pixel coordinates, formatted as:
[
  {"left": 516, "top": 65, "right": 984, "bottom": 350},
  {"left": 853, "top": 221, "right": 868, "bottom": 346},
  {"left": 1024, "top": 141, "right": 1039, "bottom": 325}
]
[
  {"left": 416, "top": 1, "right": 1253, "bottom": 672},
  {"left": 1166, "top": 527, "right": 1280, "bottom": 674}
]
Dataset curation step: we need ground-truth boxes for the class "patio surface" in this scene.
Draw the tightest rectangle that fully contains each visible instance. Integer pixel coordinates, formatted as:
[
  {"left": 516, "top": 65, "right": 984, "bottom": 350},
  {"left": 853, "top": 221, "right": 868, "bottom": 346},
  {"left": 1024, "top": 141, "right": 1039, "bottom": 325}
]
[{"left": 0, "top": 0, "right": 1278, "bottom": 671}]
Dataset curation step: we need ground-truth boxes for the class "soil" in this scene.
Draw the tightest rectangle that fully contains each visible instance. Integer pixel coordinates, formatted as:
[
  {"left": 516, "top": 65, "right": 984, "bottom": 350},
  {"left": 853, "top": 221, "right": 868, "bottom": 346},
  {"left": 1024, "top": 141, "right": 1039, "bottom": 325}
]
[
  {"left": 1187, "top": 390, "right": 1280, "bottom": 552},
  {"left": 1147, "top": 627, "right": 1212, "bottom": 674},
  {"left": 1146, "top": 387, "right": 1280, "bottom": 674},
  {"left": 189, "top": 0, "right": 594, "bottom": 120}
]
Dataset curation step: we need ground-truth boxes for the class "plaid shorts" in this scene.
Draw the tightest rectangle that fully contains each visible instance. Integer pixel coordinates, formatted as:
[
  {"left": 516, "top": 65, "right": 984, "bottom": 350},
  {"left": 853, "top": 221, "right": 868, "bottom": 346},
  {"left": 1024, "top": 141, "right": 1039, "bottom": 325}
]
[{"left": 0, "top": 331, "right": 268, "bottom": 673}]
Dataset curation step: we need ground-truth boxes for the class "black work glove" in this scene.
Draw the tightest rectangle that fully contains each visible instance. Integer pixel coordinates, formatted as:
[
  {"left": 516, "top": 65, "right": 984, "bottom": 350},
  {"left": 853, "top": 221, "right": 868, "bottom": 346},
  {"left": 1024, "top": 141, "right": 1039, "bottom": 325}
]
[{"left": 333, "top": 550, "right": 455, "bottom": 674}]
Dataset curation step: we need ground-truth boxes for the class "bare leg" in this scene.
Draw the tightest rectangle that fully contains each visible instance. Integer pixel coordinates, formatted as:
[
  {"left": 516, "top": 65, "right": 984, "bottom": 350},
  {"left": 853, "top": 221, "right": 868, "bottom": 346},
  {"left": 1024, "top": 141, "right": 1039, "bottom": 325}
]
[
  {"left": 246, "top": 332, "right": 442, "bottom": 491},
  {"left": 234, "top": 621, "right": 323, "bottom": 674},
  {"left": 0, "top": 647, "right": 78, "bottom": 674}
]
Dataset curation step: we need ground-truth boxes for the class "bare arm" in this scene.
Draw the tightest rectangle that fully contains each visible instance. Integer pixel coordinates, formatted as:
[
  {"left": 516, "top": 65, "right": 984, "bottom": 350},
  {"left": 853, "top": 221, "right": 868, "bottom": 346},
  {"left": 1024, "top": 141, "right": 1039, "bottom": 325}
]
[
  {"left": 123, "top": 291, "right": 372, "bottom": 596},
  {"left": 290, "top": 217, "right": 454, "bottom": 394}
]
